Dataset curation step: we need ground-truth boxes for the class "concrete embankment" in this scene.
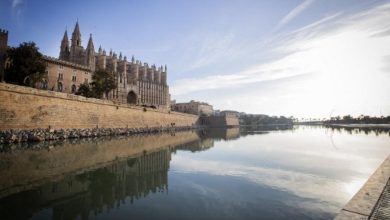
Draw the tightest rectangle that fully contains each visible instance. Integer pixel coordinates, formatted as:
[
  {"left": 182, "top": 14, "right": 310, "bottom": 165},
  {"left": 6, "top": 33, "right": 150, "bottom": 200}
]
[{"left": 335, "top": 155, "right": 390, "bottom": 219}]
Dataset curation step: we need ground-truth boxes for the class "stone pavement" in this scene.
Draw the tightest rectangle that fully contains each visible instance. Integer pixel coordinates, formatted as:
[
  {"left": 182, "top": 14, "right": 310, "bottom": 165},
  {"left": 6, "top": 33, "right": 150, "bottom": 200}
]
[{"left": 335, "top": 155, "right": 390, "bottom": 220}]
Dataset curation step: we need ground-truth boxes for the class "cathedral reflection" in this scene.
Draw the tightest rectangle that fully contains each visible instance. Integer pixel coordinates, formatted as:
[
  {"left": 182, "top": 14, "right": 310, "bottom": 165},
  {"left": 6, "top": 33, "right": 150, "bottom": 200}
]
[
  {"left": 0, "top": 128, "right": 240, "bottom": 220},
  {"left": 0, "top": 149, "right": 170, "bottom": 220}
]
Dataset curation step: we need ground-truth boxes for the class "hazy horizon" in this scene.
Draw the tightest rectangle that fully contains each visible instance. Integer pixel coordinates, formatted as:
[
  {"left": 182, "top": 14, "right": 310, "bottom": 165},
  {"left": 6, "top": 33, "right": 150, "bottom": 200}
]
[{"left": 1, "top": 0, "right": 389, "bottom": 118}]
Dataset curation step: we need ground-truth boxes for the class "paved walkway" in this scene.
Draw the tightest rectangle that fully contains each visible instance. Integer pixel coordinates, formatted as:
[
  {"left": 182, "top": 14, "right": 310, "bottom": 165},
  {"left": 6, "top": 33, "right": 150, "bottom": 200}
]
[{"left": 335, "top": 155, "right": 390, "bottom": 220}]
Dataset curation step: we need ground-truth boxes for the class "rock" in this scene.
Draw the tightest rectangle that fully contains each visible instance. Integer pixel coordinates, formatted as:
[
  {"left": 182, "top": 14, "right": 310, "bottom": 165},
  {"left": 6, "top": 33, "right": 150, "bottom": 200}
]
[{"left": 28, "top": 134, "right": 45, "bottom": 142}]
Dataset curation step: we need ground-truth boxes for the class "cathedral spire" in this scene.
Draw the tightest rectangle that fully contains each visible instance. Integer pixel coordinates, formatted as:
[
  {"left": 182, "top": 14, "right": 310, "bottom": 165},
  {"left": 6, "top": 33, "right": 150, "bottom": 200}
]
[
  {"left": 71, "top": 21, "right": 82, "bottom": 47},
  {"left": 62, "top": 29, "right": 69, "bottom": 44},
  {"left": 86, "top": 33, "right": 94, "bottom": 51},
  {"left": 86, "top": 33, "right": 95, "bottom": 71},
  {"left": 59, "top": 28, "right": 70, "bottom": 61}
]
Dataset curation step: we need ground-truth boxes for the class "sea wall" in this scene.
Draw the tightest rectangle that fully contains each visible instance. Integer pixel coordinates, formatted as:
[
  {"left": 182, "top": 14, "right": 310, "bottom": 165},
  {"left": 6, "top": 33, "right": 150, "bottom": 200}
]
[{"left": 0, "top": 83, "right": 198, "bottom": 130}]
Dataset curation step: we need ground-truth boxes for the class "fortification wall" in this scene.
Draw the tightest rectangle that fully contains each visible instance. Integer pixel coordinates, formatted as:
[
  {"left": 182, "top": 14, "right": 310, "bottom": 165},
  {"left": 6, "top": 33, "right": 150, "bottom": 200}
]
[
  {"left": 225, "top": 115, "right": 240, "bottom": 126},
  {"left": 201, "top": 115, "right": 240, "bottom": 128},
  {"left": 0, "top": 83, "right": 198, "bottom": 130}
]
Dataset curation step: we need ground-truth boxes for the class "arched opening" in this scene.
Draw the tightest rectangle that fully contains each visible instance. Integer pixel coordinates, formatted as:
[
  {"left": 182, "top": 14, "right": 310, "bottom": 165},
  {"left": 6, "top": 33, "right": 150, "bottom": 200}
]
[{"left": 127, "top": 91, "right": 137, "bottom": 104}]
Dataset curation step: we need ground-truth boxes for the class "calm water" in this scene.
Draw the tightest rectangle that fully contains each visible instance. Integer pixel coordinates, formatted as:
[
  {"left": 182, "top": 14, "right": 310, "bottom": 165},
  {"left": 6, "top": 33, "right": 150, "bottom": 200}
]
[{"left": 0, "top": 126, "right": 389, "bottom": 220}]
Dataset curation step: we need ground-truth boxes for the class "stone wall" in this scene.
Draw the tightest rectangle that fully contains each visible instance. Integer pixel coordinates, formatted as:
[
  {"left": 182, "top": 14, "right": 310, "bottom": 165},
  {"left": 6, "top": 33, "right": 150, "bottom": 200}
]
[
  {"left": 200, "top": 115, "right": 240, "bottom": 128},
  {"left": 225, "top": 115, "right": 240, "bottom": 126},
  {"left": 0, "top": 83, "right": 198, "bottom": 130}
]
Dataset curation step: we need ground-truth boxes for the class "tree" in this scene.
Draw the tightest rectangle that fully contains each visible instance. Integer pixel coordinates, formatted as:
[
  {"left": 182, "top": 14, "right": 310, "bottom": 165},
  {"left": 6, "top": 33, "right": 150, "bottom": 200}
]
[
  {"left": 91, "top": 69, "right": 116, "bottom": 99},
  {"left": 75, "top": 82, "right": 94, "bottom": 98},
  {"left": 4, "top": 42, "right": 46, "bottom": 87}
]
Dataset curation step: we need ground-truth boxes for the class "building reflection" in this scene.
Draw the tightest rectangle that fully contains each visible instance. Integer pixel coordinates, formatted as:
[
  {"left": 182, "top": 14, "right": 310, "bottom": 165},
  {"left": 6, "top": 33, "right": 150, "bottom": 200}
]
[
  {"left": 0, "top": 128, "right": 240, "bottom": 220},
  {"left": 0, "top": 149, "right": 170, "bottom": 219},
  {"left": 198, "top": 127, "right": 240, "bottom": 141}
]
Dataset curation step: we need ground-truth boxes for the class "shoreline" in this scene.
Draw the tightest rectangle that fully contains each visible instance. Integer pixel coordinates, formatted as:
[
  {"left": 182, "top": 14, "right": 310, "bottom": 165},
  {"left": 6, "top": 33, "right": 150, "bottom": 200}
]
[
  {"left": 0, "top": 125, "right": 203, "bottom": 147},
  {"left": 293, "top": 123, "right": 390, "bottom": 129},
  {"left": 325, "top": 123, "right": 390, "bottom": 129}
]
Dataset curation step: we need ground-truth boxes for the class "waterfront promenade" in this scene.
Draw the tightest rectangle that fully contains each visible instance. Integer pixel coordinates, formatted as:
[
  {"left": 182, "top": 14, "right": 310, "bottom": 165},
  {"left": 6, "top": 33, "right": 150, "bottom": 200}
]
[{"left": 335, "top": 155, "right": 390, "bottom": 220}]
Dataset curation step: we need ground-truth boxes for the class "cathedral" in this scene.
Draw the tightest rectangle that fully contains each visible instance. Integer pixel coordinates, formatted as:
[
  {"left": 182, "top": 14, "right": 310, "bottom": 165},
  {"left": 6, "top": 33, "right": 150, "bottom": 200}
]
[{"left": 46, "top": 21, "right": 170, "bottom": 110}]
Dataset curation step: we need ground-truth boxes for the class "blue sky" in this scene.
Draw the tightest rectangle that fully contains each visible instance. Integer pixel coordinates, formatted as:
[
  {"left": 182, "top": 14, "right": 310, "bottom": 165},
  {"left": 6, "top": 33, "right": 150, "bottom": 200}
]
[{"left": 1, "top": 0, "right": 389, "bottom": 118}]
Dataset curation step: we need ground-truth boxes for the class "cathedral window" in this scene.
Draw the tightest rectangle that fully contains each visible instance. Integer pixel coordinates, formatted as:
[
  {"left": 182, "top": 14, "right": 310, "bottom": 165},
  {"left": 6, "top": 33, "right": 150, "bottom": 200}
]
[
  {"left": 58, "top": 73, "right": 63, "bottom": 80},
  {"left": 72, "top": 76, "right": 76, "bottom": 82}
]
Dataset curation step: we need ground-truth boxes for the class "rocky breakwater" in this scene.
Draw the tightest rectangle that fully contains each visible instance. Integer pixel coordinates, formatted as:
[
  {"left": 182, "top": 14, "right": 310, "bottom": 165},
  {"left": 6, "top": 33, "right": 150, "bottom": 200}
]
[{"left": 0, "top": 126, "right": 199, "bottom": 145}]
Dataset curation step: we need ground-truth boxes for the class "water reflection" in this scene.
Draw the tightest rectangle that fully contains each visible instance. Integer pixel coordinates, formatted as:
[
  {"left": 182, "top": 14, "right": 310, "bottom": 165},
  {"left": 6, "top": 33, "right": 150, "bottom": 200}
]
[
  {"left": 1, "top": 150, "right": 170, "bottom": 220},
  {"left": 0, "top": 129, "right": 240, "bottom": 220},
  {"left": 324, "top": 125, "right": 390, "bottom": 136},
  {"left": 240, "top": 124, "right": 294, "bottom": 136},
  {"left": 0, "top": 126, "right": 389, "bottom": 220}
]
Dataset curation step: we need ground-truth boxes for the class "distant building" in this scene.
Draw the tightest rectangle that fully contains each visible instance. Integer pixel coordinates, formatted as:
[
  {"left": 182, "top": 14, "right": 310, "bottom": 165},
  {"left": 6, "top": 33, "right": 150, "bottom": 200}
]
[
  {"left": 172, "top": 100, "right": 213, "bottom": 116},
  {"left": 0, "top": 28, "right": 8, "bottom": 82},
  {"left": 213, "top": 109, "right": 221, "bottom": 116}
]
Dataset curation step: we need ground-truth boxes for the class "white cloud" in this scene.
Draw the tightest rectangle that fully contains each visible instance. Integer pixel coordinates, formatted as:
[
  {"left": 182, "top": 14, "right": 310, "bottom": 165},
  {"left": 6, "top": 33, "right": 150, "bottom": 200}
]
[
  {"left": 11, "top": 0, "right": 24, "bottom": 19},
  {"left": 171, "top": 60, "right": 310, "bottom": 96},
  {"left": 189, "top": 33, "right": 236, "bottom": 70},
  {"left": 273, "top": 0, "right": 315, "bottom": 32},
  {"left": 171, "top": 3, "right": 390, "bottom": 117},
  {"left": 11, "top": 0, "right": 23, "bottom": 8},
  {"left": 171, "top": 156, "right": 352, "bottom": 211}
]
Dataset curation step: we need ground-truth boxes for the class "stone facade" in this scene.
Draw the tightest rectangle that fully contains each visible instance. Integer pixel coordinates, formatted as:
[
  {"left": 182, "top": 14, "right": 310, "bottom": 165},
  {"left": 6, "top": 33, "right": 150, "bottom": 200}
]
[
  {"left": 0, "top": 29, "right": 8, "bottom": 82},
  {"left": 42, "top": 55, "right": 92, "bottom": 93},
  {"left": 58, "top": 22, "right": 170, "bottom": 110},
  {"left": 172, "top": 100, "right": 213, "bottom": 116}
]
